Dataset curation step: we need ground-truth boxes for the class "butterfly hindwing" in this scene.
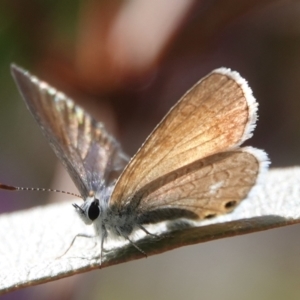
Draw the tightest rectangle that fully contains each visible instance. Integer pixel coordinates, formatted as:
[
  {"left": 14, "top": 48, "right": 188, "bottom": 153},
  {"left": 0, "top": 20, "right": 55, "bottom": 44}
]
[{"left": 135, "top": 148, "right": 265, "bottom": 223}]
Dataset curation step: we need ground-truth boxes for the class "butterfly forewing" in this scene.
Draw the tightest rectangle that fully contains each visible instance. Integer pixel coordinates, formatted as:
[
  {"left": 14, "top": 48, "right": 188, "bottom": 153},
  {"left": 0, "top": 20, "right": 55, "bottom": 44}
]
[
  {"left": 11, "top": 65, "right": 129, "bottom": 198},
  {"left": 110, "top": 69, "right": 258, "bottom": 210}
]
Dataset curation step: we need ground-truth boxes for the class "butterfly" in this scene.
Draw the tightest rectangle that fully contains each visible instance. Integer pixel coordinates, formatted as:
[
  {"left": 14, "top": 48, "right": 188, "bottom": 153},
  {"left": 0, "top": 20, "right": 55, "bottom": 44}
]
[{"left": 7, "top": 65, "right": 268, "bottom": 263}]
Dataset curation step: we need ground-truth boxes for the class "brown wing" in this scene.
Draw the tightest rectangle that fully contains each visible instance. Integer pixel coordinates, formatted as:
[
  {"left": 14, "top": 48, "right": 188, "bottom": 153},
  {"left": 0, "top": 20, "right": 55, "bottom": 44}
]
[
  {"left": 134, "top": 148, "right": 266, "bottom": 223},
  {"left": 11, "top": 65, "right": 129, "bottom": 198},
  {"left": 110, "top": 68, "right": 258, "bottom": 209}
]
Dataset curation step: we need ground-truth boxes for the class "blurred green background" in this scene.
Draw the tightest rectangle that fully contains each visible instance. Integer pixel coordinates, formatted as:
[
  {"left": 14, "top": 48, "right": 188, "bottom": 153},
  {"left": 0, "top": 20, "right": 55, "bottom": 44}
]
[{"left": 1, "top": 0, "right": 300, "bottom": 299}]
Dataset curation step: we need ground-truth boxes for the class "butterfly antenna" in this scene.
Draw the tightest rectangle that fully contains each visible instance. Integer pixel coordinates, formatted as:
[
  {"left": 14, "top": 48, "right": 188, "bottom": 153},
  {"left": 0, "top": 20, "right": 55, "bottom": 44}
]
[{"left": 0, "top": 183, "right": 82, "bottom": 198}]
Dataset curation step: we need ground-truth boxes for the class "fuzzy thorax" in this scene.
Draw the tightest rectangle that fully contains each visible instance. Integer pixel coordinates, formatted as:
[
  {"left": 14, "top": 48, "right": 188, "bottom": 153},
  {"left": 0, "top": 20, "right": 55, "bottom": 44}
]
[{"left": 74, "top": 195, "right": 138, "bottom": 240}]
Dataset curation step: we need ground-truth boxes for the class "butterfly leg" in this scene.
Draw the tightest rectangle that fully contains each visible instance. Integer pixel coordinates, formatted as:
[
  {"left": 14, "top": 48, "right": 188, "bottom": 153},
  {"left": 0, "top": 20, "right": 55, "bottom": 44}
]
[
  {"left": 99, "top": 226, "right": 108, "bottom": 267},
  {"left": 57, "top": 233, "right": 96, "bottom": 259},
  {"left": 126, "top": 237, "right": 148, "bottom": 258},
  {"left": 115, "top": 227, "right": 147, "bottom": 257},
  {"left": 139, "top": 223, "right": 176, "bottom": 242},
  {"left": 137, "top": 224, "right": 162, "bottom": 239}
]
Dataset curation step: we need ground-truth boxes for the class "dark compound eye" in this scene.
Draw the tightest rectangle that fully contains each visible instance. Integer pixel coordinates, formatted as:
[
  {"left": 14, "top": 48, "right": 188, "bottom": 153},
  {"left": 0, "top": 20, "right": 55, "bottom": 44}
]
[{"left": 88, "top": 199, "right": 100, "bottom": 221}]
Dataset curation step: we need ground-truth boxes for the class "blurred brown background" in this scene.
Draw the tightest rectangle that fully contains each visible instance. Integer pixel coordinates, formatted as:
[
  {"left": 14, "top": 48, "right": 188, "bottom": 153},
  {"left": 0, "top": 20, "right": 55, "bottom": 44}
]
[{"left": 1, "top": 0, "right": 300, "bottom": 299}]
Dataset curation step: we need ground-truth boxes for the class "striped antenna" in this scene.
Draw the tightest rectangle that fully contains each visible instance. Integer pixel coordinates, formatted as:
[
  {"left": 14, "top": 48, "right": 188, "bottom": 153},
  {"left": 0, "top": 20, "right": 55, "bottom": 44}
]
[{"left": 0, "top": 183, "right": 82, "bottom": 198}]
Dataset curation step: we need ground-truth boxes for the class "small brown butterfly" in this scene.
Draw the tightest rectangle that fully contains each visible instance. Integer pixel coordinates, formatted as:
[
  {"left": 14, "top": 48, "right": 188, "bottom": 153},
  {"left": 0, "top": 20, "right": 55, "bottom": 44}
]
[{"left": 2, "top": 65, "right": 269, "bottom": 263}]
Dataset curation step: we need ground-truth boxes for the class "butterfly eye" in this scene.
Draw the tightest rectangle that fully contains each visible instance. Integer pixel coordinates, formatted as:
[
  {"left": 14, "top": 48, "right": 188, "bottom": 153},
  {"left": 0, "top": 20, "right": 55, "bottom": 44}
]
[{"left": 88, "top": 199, "right": 100, "bottom": 221}]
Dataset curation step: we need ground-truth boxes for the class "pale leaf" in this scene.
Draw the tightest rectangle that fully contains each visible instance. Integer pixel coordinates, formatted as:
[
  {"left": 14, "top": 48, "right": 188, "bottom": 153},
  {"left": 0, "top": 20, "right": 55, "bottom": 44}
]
[{"left": 1, "top": 167, "right": 300, "bottom": 294}]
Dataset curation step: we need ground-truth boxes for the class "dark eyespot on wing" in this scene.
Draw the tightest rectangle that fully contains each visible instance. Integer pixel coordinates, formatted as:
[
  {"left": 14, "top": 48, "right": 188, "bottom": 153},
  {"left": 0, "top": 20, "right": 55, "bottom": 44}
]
[
  {"left": 204, "top": 213, "right": 217, "bottom": 219},
  {"left": 224, "top": 201, "right": 237, "bottom": 209}
]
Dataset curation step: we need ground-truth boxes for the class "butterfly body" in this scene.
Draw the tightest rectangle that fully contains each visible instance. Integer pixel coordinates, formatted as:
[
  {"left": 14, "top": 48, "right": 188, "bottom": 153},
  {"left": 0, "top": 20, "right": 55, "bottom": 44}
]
[
  {"left": 74, "top": 183, "right": 143, "bottom": 249},
  {"left": 10, "top": 65, "right": 269, "bottom": 262}
]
